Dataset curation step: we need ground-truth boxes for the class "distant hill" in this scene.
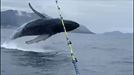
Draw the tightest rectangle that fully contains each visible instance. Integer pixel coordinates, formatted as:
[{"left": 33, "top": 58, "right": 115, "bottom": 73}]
[
  {"left": 103, "top": 31, "right": 123, "bottom": 35},
  {"left": 1, "top": 10, "right": 40, "bottom": 27},
  {"left": 70, "top": 25, "right": 95, "bottom": 34},
  {"left": 103, "top": 31, "right": 133, "bottom": 35}
]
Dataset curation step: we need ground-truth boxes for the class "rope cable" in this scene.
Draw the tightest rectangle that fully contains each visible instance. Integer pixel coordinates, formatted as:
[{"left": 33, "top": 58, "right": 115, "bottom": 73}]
[{"left": 55, "top": 0, "right": 80, "bottom": 75}]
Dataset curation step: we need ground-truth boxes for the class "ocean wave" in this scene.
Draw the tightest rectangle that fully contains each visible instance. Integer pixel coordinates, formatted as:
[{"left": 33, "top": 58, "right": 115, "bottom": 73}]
[{"left": 1, "top": 40, "right": 57, "bottom": 53}]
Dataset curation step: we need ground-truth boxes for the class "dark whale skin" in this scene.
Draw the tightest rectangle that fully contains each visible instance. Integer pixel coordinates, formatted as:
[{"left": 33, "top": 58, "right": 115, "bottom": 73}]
[{"left": 12, "top": 18, "right": 79, "bottom": 39}]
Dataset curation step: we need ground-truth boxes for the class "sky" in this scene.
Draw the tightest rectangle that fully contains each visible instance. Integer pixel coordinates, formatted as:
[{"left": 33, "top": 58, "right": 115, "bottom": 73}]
[{"left": 1, "top": 0, "right": 133, "bottom": 33}]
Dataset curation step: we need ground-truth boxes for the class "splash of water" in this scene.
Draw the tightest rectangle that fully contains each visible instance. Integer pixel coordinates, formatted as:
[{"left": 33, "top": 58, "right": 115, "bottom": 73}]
[{"left": 1, "top": 36, "right": 56, "bottom": 53}]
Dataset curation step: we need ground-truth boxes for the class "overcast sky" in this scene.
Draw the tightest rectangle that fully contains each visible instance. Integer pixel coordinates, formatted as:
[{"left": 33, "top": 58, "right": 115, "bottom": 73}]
[{"left": 1, "top": 0, "right": 133, "bottom": 33}]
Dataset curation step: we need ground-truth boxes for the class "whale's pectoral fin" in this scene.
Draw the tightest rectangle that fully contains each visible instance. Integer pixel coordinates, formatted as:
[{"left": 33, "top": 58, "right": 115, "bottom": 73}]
[{"left": 25, "top": 34, "right": 51, "bottom": 44}]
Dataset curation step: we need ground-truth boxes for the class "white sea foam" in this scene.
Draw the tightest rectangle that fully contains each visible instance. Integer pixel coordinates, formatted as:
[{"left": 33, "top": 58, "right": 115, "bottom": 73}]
[{"left": 1, "top": 36, "right": 57, "bottom": 53}]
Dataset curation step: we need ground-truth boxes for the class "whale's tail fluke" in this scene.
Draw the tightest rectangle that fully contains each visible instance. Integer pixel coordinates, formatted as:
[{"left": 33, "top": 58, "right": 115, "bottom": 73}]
[{"left": 28, "top": 3, "right": 49, "bottom": 19}]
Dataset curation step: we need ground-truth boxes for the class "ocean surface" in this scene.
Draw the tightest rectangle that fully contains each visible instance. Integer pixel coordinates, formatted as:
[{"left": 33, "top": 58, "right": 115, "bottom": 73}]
[{"left": 1, "top": 28, "right": 133, "bottom": 75}]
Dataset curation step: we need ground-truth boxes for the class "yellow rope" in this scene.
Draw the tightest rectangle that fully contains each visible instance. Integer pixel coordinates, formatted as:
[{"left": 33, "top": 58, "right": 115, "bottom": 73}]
[
  {"left": 55, "top": 0, "right": 80, "bottom": 75},
  {"left": 55, "top": 0, "right": 76, "bottom": 61}
]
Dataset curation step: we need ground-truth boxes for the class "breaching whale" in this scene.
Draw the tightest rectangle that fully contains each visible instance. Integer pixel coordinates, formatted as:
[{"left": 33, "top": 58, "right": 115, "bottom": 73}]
[{"left": 11, "top": 3, "right": 81, "bottom": 44}]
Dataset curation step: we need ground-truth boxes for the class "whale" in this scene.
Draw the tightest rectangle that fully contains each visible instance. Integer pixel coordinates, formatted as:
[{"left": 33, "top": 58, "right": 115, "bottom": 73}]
[{"left": 11, "top": 3, "right": 82, "bottom": 44}]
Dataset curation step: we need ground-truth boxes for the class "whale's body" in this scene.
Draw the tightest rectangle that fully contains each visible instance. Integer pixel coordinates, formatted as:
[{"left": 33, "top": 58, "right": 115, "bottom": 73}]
[
  {"left": 12, "top": 18, "right": 79, "bottom": 39},
  {"left": 11, "top": 3, "right": 82, "bottom": 44}
]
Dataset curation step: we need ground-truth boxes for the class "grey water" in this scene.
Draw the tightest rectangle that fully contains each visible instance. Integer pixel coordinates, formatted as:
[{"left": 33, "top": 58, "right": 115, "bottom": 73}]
[{"left": 1, "top": 28, "right": 133, "bottom": 75}]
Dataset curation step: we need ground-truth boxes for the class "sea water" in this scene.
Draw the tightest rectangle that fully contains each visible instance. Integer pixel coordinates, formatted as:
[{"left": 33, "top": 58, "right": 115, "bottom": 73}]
[{"left": 1, "top": 28, "right": 133, "bottom": 75}]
